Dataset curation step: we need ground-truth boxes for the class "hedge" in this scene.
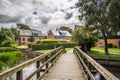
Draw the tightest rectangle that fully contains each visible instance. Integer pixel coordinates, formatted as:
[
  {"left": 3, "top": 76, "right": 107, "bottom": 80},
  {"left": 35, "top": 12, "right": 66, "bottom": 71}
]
[
  {"left": 36, "top": 39, "right": 67, "bottom": 44},
  {"left": 28, "top": 42, "right": 77, "bottom": 50}
]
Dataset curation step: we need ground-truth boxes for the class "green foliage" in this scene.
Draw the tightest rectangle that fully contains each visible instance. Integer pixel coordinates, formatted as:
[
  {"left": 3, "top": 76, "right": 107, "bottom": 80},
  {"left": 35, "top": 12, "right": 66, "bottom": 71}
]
[
  {"left": 36, "top": 39, "right": 41, "bottom": 44},
  {"left": 77, "top": 0, "right": 120, "bottom": 54},
  {"left": 10, "top": 42, "right": 18, "bottom": 48},
  {"left": 0, "top": 51, "right": 24, "bottom": 68},
  {"left": 109, "top": 0, "right": 120, "bottom": 31},
  {"left": 88, "top": 35, "right": 98, "bottom": 47},
  {"left": 1, "top": 36, "right": 12, "bottom": 47},
  {"left": 28, "top": 42, "right": 77, "bottom": 50},
  {"left": 72, "top": 28, "right": 85, "bottom": 44},
  {"left": 10, "top": 27, "right": 18, "bottom": 40},
  {"left": 0, "top": 47, "right": 17, "bottom": 52},
  {"left": 36, "top": 39, "right": 67, "bottom": 44},
  {"left": 17, "top": 23, "right": 30, "bottom": 30},
  {"left": 1, "top": 28, "right": 15, "bottom": 40},
  {"left": 0, "top": 47, "right": 23, "bottom": 70},
  {"left": 59, "top": 26, "right": 72, "bottom": 33},
  {"left": 0, "top": 28, "right": 15, "bottom": 47}
]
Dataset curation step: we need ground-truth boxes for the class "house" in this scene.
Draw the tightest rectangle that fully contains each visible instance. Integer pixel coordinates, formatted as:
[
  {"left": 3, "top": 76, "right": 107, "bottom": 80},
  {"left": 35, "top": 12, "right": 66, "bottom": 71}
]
[
  {"left": 47, "top": 30, "right": 72, "bottom": 40},
  {"left": 18, "top": 29, "right": 43, "bottom": 45},
  {"left": 97, "top": 32, "right": 120, "bottom": 48}
]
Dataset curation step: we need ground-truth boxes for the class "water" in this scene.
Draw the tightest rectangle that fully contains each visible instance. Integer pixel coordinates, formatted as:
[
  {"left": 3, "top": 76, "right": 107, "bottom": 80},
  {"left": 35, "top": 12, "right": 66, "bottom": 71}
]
[{"left": 104, "top": 65, "right": 120, "bottom": 79}]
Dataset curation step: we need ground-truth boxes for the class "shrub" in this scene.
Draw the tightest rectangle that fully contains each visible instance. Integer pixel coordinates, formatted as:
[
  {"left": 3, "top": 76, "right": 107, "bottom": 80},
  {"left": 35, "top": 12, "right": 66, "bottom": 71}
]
[
  {"left": 36, "top": 39, "right": 41, "bottom": 44},
  {"left": 28, "top": 42, "right": 77, "bottom": 50},
  {"left": 107, "top": 44, "right": 113, "bottom": 48},
  {"left": 0, "top": 51, "right": 24, "bottom": 68},
  {"left": 0, "top": 47, "right": 17, "bottom": 52}
]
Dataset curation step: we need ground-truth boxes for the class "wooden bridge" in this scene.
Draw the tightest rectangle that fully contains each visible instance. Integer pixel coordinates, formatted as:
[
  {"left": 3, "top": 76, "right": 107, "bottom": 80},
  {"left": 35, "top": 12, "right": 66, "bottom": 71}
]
[{"left": 0, "top": 46, "right": 119, "bottom": 80}]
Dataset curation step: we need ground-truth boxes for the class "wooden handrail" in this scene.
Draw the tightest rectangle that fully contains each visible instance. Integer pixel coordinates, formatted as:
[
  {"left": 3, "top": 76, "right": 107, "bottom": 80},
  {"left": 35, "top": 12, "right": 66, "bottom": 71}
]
[
  {"left": 74, "top": 47, "right": 119, "bottom": 80},
  {"left": 0, "top": 46, "right": 65, "bottom": 80}
]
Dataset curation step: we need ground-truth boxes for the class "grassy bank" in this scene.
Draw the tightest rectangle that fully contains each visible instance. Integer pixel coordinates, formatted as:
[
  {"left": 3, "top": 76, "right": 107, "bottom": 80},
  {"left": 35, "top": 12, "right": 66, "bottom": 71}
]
[
  {"left": 0, "top": 47, "right": 25, "bottom": 72},
  {"left": 91, "top": 47, "right": 120, "bottom": 54},
  {"left": 88, "top": 47, "right": 120, "bottom": 60}
]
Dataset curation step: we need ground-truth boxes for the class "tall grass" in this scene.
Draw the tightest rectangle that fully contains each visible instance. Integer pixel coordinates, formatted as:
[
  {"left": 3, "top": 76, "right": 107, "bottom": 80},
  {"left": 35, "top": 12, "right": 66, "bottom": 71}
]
[
  {"left": 0, "top": 47, "right": 17, "bottom": 52},
  {"left": 0, "top": 46, "right": 25, "bottom": 72}
]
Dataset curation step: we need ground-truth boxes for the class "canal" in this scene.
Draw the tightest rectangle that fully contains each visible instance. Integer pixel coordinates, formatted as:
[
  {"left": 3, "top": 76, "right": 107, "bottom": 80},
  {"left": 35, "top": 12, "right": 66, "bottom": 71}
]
[{"left": 104, "top": 65, "right": 120, "bottom": 79}]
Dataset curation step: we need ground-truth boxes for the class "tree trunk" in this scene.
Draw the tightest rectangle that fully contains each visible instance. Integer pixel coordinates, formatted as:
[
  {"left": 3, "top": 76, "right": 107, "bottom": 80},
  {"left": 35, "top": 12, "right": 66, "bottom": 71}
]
[{"left": 103, "top": 33, "right": 109, "bottom": 54}]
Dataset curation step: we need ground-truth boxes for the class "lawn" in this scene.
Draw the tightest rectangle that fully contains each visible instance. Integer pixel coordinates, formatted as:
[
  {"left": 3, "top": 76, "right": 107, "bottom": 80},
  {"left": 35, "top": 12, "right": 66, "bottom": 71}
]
[
  {"left": 88, "top": 47, "right": 120, "bottom": 60},
  {"left": 91, "top": 47, "right": 120, "bottom": 54},
  {"left": 35, "top": 48, "right": 73, "bottom": 53}
]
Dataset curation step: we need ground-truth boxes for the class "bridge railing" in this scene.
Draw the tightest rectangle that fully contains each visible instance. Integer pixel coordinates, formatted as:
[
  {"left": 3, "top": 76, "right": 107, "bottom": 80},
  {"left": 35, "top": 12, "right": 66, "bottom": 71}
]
[
  {"left": 0, "top": 46, "right": 65, "bottom": 80},
  {"left": 74, "top": 47, "right": 119, "bottom": 80}
]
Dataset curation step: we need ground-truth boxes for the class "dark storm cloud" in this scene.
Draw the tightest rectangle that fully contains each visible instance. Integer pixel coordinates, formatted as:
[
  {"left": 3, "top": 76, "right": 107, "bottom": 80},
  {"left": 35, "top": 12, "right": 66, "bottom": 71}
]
[
  {"left": 0, "top": 15, "right": 21, "bottom": 23},
  {"left": 65, "top": 13, "right": 73, "bottom": 19},
  {"left": 40, "top": 16, "right": 51, "bottom": 24}
]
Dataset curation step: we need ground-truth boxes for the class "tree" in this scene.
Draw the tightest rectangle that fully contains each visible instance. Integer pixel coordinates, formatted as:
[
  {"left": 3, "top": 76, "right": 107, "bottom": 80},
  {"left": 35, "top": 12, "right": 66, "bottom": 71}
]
[
  {"left": 17, "top": 23, "right": 30, "bottom": 30},
  {"left": 10, "top": 27, "right": 18, "bottom": 41},
  {"left": 72, "top": 28, "right": 98, "bottom": 52},
  {"left": 0, "top": 28, "right": 15, "bottom": 47},
  {"left": 72, "top": 28, "right": 85, "bottom": 44},
  {"left": 0, "top": 31, "right": 6, "bottom": 46},
  {"left": 109, "top": 0, "right": 120, "bottom": 31},
  {"left": 77, "top": 0, "right": 120, "bottom": 54},
  {"left": 59, "top": 26, "right": 72, "bottom": 33}
]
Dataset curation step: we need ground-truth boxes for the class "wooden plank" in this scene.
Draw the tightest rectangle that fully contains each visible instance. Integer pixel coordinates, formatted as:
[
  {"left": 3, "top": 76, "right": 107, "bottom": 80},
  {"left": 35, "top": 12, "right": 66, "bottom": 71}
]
[{"left": 41, "top": 50, "right": 86, "bottom": 80}]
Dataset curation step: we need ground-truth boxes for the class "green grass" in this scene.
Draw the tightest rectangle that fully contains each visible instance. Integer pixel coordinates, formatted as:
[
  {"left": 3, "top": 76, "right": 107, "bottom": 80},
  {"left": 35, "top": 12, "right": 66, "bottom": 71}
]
[
  {"left": 35, "top": 48, "right": 73, "bottom": 53},
  {"left": 88, "top": 47, "right": 120, "bottom": 60},
  {"left": 0, "top": 47, "right": 17, "bottom": 52},
  {"left": 91, "top": 47, "right": 120, "bottom": 54},
  {"left": 0, "top": 48, "right": 25, "bottom": 72},
  {"left": 65, "top": 48, "right": 73, "bottom": 51},
  {"left": 36, "top": 49, "right": 52, "bottom": 53},
  {"left": 0, "top": 51, "right": 24, "bottom": 67}
]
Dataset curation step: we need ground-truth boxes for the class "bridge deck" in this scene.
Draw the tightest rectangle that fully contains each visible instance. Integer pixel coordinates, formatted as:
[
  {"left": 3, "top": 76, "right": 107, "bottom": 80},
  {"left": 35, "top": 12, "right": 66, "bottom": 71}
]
[{"left": 41, "top": 50, "right": 86, "bottom": 80}]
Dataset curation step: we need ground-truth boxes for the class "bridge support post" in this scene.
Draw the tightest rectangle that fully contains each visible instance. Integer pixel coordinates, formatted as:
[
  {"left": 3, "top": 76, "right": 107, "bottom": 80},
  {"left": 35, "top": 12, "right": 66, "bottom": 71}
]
[
  {"left": 46, "top": 56, "right": 49, "bottom": 72},
  {"left": 36, "top": 61, "right": 40, "bottom": 79},
  {"left": 16, "top": 70, "right": 23, "bottom": 80}
]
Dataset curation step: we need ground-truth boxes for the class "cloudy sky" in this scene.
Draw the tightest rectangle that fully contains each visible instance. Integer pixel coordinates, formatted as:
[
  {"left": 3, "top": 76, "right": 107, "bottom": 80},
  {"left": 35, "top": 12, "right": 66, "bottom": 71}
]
[{"left": 0, "top": 0, "right": 81, "bottom": 33}]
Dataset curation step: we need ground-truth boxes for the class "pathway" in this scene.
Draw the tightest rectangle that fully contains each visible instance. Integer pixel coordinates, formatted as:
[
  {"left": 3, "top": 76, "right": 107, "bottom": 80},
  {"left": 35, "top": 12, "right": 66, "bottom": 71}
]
[{"left": 41, "top": 50, "right": 86, "bottom": 80}]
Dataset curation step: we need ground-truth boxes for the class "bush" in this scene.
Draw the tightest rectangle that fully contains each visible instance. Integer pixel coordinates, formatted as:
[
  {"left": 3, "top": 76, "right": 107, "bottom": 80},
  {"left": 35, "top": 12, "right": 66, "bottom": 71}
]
[
  {"left": 107, "top": 44, "right": 113, "bottom": 48},
  {"left": 36, "top": 39, "right": 67, "bottom": 44},
  {"left": 28, "top": 42, "right": 77, "bottom": 50},
  {"left": 0, "top": 51, "right": 24, "bottom": 68},
  {"left": 0, "top": 47, "right": 17, "bottom": 52}
]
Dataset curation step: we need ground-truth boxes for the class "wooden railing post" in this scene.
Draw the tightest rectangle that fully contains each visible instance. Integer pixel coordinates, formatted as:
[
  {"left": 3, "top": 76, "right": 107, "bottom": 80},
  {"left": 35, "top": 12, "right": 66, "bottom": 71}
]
[
  {"left": 36, "top": 61, "right": 40, "bottom": 79},
  {"left": 46, "top": 56, "right": 49, "bottom": 70},
  {"left": 17, "top": 70, "right": 23, "bottom": 80}
]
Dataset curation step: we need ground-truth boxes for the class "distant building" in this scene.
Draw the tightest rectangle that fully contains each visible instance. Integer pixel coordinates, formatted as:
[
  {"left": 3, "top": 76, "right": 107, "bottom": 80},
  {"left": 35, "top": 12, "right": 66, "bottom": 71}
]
[
  {"left": 74, "top": 25, "right": 84, "bottom": 30},
  {"left": 97, "top": 35, "right": 120, "bottom": 48},
  {"left": 18, "top": 29, "right": 43, "bottom": 45},
  {"left": 47, "top": 30, "right": 72, "bottom": 40}
]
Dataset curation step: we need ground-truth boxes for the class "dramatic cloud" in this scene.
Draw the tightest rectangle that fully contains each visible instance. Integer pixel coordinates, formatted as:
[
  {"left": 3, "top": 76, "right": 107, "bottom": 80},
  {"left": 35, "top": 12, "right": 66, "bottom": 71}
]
[
  {"left": 0, "top": 15, "right": 21, "bottom": 23},
  {"left": 0, "top": 0, "right": 82, "bottom": 33},
  {"left": 40, "top": 16, "right": 51, "bottom": 24},
  {"left": 65, "top": 13, "right": 73, "bottom": 19}
]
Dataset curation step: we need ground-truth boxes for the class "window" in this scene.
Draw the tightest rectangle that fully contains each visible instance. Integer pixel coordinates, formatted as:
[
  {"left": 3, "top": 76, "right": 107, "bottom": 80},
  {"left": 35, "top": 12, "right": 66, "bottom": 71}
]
[{"left": 22, "top": 38, "right": 25, "bottom": 41}]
